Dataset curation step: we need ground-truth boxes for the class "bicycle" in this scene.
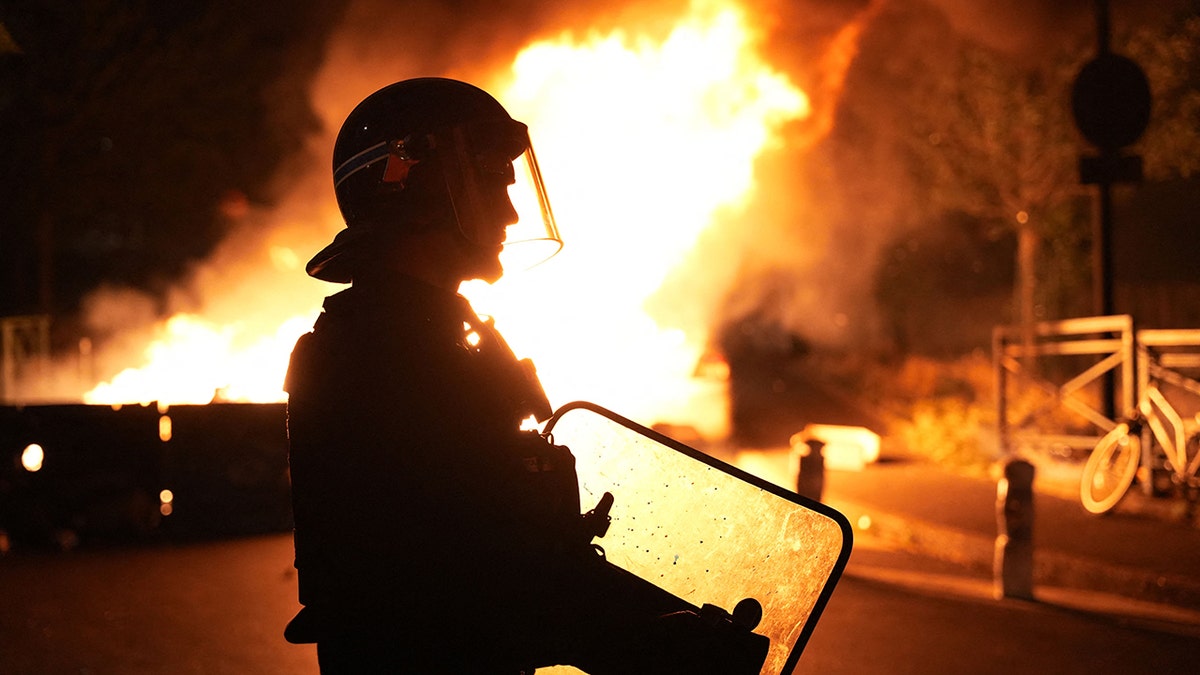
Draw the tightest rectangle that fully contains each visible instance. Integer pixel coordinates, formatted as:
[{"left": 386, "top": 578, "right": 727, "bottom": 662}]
[{"left": 1080, "top": 362, "right": 1200, "bottom": 514}]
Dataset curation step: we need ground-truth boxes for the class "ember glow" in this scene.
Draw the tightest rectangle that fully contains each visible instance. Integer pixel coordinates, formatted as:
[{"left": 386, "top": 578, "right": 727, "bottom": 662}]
[{"left": 83, "top": 0, "right": 814, "bottom": 440}]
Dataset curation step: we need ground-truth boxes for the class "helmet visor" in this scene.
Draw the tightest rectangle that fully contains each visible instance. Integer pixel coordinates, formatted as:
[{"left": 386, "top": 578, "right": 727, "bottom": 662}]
[{"left": 440, "top": 121, "right": 562, "bottom": 272}]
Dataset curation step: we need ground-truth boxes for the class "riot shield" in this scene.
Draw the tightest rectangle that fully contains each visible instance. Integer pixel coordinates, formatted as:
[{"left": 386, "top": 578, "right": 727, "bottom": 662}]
[{"left": 544, "top": 401, "right": 852, "bottom": 675}]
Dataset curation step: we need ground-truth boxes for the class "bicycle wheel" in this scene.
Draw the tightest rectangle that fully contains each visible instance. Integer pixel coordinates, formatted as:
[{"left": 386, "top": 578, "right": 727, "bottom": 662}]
[{"left": 1080, "top": 423, "right": 1141, "bottom": 514}]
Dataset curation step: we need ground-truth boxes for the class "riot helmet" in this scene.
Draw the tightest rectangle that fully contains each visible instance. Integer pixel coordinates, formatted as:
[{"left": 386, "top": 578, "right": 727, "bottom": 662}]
[{"left": 307, "top": 77, "right": 561, "bottom": 283}]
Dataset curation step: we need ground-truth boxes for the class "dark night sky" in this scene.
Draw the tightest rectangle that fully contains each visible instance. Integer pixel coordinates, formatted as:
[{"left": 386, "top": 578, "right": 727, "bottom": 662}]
[
  {"left": 0, "top": 0, "right": 627, "bottom": 321},
  {"left": 0, "top": 1, "right": 347, "bottom": 320}
]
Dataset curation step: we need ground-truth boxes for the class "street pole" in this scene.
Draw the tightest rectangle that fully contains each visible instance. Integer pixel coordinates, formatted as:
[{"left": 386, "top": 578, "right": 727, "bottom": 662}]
[
  {"left": 1093, "top": 173, "right": 1114, "bottom": 319},
  {"left": 1073, "top": 0, "right": 1149, "bottom": 423},
  {"left": 1091, "top": 0, "right": 1115, "bottom": 321}
]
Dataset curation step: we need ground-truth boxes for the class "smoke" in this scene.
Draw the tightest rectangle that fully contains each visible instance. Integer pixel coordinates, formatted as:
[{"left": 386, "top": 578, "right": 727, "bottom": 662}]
[
  {"left": 15, "top": 0, "right": 876, "bottom": 403},
  {"left": 644, "top": 0, "right": 884, "bottom": 352},
  {"left": 923, "top": 0, "right": 1095, "bottom": 62},
  {"left": 15, "top": 0, "right": 685, "bottom": 402},
  {"left": 23, "top": 0, "right": 1141, "bottom": 404},
  {"left": 918, "top": 0, "right": 1188, "bottom": 63},
  {"left": 664, "top": 0, "right": 1163, "bottom": 355}
]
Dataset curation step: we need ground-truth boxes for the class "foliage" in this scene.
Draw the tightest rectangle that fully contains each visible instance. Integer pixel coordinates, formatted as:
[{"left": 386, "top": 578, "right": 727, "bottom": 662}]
[
  {"left": 895, "top": 396, "right": 995, "bottom": 469},
  {"left": 872, "top": 210, "right": 1015, "bottom": 355},
  {"left": 852, "top": 0, "right": 1200, "bottom": 356},
  {"left": 826, "top": 350, "right": 998, "bottom": 469},
  {"left": 896, "top": 27, "right": 1091, "bottom": 345},
  {"left": 901, "top": 43, "right": 1085, "bottom": 232},
  {"left": 1124, "top": 3, "right": 1200, "bottom": 180},
  {"left": 835, "top": 336, "right": 1122, "bottom": 470},
  {"left": 818, "top": 345, "right": 1116, "bottom": 471}
]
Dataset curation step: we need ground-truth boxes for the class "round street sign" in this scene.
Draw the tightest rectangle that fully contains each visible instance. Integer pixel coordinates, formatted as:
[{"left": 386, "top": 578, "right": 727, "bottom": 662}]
[{"left": 1071, "top": 52, "right": 1152, "bottom": 151}]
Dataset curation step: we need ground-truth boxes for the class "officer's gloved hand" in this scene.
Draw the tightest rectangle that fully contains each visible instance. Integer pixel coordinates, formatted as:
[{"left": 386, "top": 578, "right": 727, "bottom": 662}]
[{"left": 646, "top": 602, "right": 770, "bottom": 675}]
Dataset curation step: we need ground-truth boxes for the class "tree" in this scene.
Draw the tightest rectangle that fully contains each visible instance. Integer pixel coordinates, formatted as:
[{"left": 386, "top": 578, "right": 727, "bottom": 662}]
[
  {"left": 900, "top": 39, "right": 1091, "bottom": 345},
  {"left": 1124, "top": 2, "right": 1200, "bottom": 181},
  {"left": 826, "top": 0, "right": 1094, "bottom": 357}
]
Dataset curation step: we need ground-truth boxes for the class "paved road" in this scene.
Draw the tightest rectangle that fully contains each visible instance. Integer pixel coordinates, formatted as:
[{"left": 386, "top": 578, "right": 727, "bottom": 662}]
[
  {"left": 3, "top": 533, "right": 1198, "bottom": 674},
  {"left": 803, "top": 542, "right": 1200, "bottom": 674},
  {"left": 728, "top": 446, "right": 1200, "bottom": 610},
  {"left": 1, "top": 535, "right": 314, "bottom": 675}
]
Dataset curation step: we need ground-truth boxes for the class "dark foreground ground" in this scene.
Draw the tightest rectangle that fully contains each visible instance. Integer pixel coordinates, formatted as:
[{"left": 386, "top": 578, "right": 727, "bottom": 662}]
[{"left": 3, "top": 531, "right": 1198, "bottom": 674}]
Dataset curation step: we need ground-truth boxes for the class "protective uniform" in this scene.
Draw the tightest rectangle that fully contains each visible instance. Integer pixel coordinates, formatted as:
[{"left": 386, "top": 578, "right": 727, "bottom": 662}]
[
  {"left": 285, "top": 274, "right": 589, "bottom": 670},
  {"left": 306, "top": 77, "right": 559, "bottom": 286},
  {"left": 285, "top": 78, "right": 577, "bottom": 671},
  {"left": 285, "top": 78, "right": 767, "bottom": 674}
]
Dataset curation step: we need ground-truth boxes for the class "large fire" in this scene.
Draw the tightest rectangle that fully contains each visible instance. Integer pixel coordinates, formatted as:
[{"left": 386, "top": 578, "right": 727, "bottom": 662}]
[{"left": 82, "top": 0, "right": 819, "bottom": 440}]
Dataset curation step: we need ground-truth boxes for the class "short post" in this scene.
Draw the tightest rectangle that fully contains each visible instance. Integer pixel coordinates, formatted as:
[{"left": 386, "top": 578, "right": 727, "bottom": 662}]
[
  {"left": 994, "top": 458, "right": 1035, "bottom": 600},
  {"left": 794, "top": 436, "right": 826, "bottom": 503}
]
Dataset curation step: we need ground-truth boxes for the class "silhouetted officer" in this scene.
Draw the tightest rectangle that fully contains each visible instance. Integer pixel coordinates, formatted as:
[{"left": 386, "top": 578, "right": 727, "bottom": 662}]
[{"left": 284, "top": 78, "right": 767, "bottom": 674}]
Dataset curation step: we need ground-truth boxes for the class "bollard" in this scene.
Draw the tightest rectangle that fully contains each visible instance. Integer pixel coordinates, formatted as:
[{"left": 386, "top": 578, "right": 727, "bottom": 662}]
[
  {"left": 994, "top": 458, "right": 1035, "bottom": 600},
  {"left": 794, "top": 437, "right": 826, "bottom": 503}
]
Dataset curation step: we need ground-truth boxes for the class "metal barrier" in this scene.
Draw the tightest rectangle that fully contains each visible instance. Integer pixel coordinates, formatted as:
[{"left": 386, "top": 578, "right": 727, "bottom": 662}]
[
  {"left": 995, "top": 315, "right": 1200, "bottom": 460},
  {"left": 1132, "top": 329, "right": 1200, "bottom": 496},
  {"left": 993, "top": 314, "right": 1135, "bottom": 456}
]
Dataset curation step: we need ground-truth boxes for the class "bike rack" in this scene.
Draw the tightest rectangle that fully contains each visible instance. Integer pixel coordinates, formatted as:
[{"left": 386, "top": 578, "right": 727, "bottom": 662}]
[
  {"left": 994, "top": 314, "right": 1135, "bottom": 456},
  {"left": 1135, "top": 330, "right": 1200, "bottom": 484},
  {"left": 995, "top": 315, "right": 1200, "bottom": 464}
]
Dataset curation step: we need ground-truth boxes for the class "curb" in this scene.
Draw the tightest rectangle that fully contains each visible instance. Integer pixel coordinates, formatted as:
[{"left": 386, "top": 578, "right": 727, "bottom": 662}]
[{"left": 827, "top": 496, "right": 1200, "bottom": 612}]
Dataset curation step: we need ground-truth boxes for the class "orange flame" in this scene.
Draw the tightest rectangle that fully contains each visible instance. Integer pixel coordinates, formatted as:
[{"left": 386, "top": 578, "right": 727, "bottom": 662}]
[
  {"left": 84, "top": 0, "right": 813, "bottom": 441},
  {"left": 84, "top": 313, "right": 317, "bottom": 406},
  {"left": 464, "top": 1, "right": 808, "bottom": 438}
]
